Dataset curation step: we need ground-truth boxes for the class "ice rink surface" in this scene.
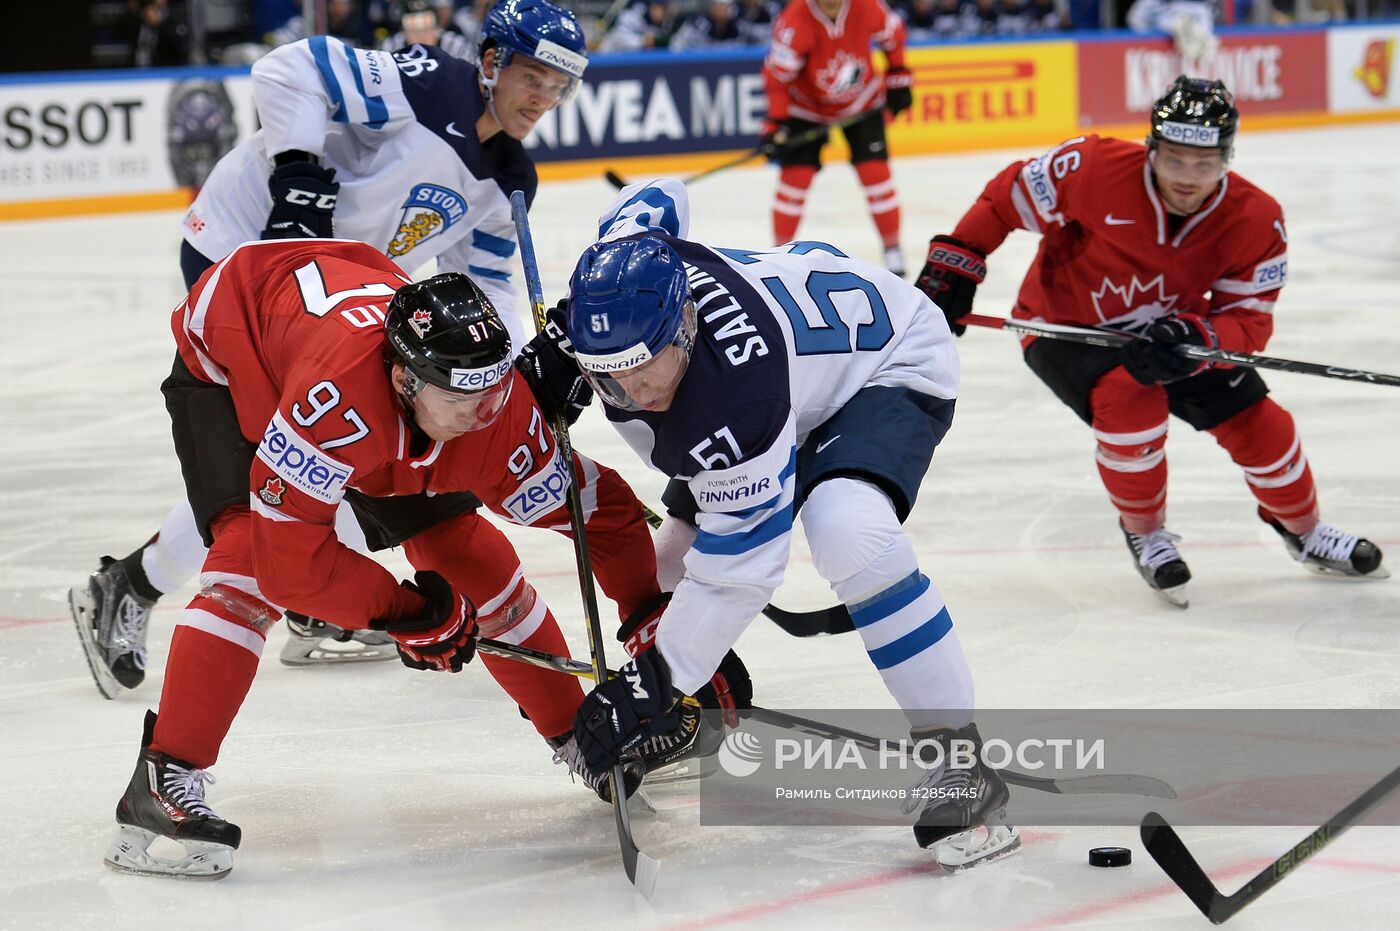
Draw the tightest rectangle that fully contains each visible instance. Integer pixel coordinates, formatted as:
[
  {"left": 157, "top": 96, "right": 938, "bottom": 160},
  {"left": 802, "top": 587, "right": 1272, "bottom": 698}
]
[{"left": 2, "top": 122, "right": 1398, "bottom": 929}]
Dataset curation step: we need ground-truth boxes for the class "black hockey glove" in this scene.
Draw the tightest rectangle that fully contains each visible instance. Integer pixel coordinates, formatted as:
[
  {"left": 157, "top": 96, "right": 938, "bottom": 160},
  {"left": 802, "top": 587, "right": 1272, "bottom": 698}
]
[
  {"left": 369, "top": 570, "right": 478, "bottom": 672},
  {"left": 573, "top": 648, "right": 679, "bottom": 773},
  {"left": 261, "top": 156, "right": 339, "bottom": 240},
  {"left": 515, "top": 300, "right": 593, "bottom": 425},
  {"left": 884, "top": 67, "right": 913, "bottom": 117},
  {"left": 1121, "top": 314, "right": 1215, "bottom": 386},
  {"left": 915, "top": 235, "right": 986, "bottom": 336},
  {"left": 759, "top": 118, "right": 803, "bottom": 159},
  {"left": 618, "top": 592, "right": 754, "bottom": 723}
]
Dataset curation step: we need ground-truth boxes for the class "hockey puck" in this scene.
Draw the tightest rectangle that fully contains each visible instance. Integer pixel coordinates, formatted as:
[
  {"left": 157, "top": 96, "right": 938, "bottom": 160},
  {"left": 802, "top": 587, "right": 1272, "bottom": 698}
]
[{"left": 1088, "top": 846, "right": 1132, "bottom": 867}]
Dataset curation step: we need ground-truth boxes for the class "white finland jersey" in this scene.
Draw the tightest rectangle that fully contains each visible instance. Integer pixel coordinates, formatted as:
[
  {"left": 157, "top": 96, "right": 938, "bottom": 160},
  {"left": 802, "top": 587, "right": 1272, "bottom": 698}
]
[
  {"left": 182, "top": 38, "right": 533, "bottom": 348},
  {"left": 589, "top": 179, "right": 959, "bottom": 691}
]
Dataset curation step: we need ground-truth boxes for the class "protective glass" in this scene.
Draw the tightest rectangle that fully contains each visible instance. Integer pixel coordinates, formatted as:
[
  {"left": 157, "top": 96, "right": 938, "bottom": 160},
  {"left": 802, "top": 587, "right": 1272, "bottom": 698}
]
[
  {"left": 1149, "top": 145, "right": 1229, "bottom": 182},
  {"left": 499, "top": 54, "right": 581, "bottom": 106},
  {"left": 413, "top": 371, "right": 514, "bottom": 432},
  {"left": 582, "top": 305, "right": 696, "bottom": 412}
]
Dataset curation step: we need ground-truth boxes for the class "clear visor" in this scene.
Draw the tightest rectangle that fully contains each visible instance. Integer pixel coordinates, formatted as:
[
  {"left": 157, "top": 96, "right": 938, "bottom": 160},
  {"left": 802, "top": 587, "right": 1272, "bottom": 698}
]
[
  {"left": 497, "top": 50, "right": 582, "bottom": 106},
  {"left": 413, "top": 371, "right": 514, "bottom": 433},
  {"left": 581, "top": 306, "right": 695, "bottom": 412},
  {"left": 1149, "top": 144, "right": 1229, "bottom": 180}
]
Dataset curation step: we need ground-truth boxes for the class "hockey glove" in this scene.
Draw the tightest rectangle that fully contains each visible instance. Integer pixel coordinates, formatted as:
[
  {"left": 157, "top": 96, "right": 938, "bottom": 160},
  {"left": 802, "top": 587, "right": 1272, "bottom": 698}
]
[
  {"left": 573, "top": 647, "right": 679, "bottom": 773},
  {"left": 884, "top": 67, "right": 913, "bottom": 117},
  {"left": 915, "top": 235, "right": 986, "bottom": 336},
  {"left": 759, "top": 118, "right": 803, "bottom": 159},
  {"left": 515, "top": 300, "right": 593, "bottom": 425},
  {"left": 617, "top": 592, "right": 754, "bottom": 724},
  {"left": 369, "top": 570, "right": 478, "bottom": 672},
  {"left": 261, "top": 156, "right": 339, "bottom": 240},
  {"left": 1121, "top": 314, "right": 1215, "bottom": 385}
]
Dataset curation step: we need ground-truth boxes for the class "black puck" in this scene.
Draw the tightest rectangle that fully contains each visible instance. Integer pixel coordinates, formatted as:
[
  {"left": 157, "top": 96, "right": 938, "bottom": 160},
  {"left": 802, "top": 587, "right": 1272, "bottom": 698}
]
[{"left": 1089, "top": 846, "right": 1132, "bottom": 867}]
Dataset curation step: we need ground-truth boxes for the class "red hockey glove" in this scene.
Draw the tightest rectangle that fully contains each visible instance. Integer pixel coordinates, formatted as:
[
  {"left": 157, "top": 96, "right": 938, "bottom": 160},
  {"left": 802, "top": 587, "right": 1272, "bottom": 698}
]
[
  {"left": 915, "top": 235, "right": 986, "bottom": 336},
  {"left": 884, "top": 67, "right": 913, "bottom": 116},
  {"left": 1121, "top": 314, "right": 1216, "bottom": 385},
  {"left": 369, "top": 570, "right": 478, "bottom": 672}
]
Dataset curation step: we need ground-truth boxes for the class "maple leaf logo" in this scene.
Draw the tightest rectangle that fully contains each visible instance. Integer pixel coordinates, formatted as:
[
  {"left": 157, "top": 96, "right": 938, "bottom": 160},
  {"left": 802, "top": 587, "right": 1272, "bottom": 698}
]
[
  {"left": 815, "top": 51, "right": 866, "bottom": 98},
  {"left": 259, "top": 477, "right": 285, "bottom": 506},
  {"left": 1090, "top": 275, "right": 1182, "bottom": 331},
  {"left": 409, "top": 307, "right": 433, "bottom": 339}
]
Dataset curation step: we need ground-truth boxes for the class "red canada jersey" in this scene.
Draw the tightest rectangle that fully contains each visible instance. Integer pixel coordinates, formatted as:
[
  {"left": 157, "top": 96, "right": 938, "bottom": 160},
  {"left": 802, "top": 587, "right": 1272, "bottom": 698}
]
[
  {"left": 172, "top": 239, "right": 589, "bottom": 628},
  {"left": 763, "top": 0, "right": 905, "bottom": 123},
  {"left": 951, "top": 135, "right": 1288, "bottom": 355}
]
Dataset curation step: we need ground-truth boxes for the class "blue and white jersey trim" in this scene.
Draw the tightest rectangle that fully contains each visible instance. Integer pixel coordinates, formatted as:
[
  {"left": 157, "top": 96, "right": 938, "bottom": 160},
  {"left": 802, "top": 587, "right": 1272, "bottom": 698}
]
[
  {"left": 692, "top": 449, "right": 797, "bottom": 557},
  {"left": 850, "top": 570, "right": 954, "bottom": 670},
  {"left": 597, "top": 178, "right": 690, "bottom": 242},
  {"left": 308, "top": 36, "right": 391, "bottom": 128}
]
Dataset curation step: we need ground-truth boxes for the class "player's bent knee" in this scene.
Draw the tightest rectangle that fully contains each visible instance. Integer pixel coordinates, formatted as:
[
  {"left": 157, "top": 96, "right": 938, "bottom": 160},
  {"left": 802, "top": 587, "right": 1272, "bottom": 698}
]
[
  {"left": 803, "top": 479, "right": 917, "bottom": 601},
  {"left": 477, "top": 579, "right": 544, "bottom": 642}
]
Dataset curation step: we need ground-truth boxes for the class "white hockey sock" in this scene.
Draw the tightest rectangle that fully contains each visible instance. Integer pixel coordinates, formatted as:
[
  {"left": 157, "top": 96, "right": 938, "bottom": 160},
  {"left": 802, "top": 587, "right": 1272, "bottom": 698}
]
[{"left": 141, "top": 499, "right": 208, "bottom": 595}]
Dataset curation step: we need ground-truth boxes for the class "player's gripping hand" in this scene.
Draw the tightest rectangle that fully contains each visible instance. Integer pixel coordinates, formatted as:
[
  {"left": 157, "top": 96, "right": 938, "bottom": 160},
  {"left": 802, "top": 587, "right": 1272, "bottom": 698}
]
[
  {"left": 261, "top": 156, "right": 339, "bottom": 240},
  {"left": 1121, "top": 314, "right": 1215, "bottom": 385},
  {"left": 884, "top": 67, "right": 913, "bottom": 117},
  {"left": 618, "top": 593, "right": 753, "bottom": 723},
  {"left": 574, "top": 648, "right": 679, "bottom": 773},
  {"left": 369, "top": 570, "right": 478, "bottom": 672},
  {"left": 515, "top": 300, "right": 593, "bottom": 425},
  {"left": 915, "top": 235, "right": 986, "bottom": 336},
  {"left": 759, "top": 119, "right": 798, "bottom": 158}
]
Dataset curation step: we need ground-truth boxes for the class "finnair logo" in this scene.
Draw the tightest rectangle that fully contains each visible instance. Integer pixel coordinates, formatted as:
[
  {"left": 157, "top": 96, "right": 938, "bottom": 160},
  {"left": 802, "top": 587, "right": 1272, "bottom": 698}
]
[{"left": 533, "top": 39, "right": 586, "bottom": 79}]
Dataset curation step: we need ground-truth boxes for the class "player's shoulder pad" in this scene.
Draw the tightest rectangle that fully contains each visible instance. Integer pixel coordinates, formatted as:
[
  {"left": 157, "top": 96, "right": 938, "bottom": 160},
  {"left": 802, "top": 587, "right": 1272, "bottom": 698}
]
[{"left": 596, "top": 178, "right": 691, "bottom": 243}]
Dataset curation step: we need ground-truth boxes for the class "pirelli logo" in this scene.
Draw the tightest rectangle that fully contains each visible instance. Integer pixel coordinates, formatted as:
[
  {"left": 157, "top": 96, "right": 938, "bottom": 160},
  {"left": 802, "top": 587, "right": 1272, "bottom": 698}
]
[{"left": 901, "top": 59, "right": 1038, "bottom": 125}]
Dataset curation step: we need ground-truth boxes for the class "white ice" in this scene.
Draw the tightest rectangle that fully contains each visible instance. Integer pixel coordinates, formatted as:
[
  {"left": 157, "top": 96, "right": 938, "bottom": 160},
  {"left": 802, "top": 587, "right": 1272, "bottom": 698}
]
[{"left": 2, "top": 123, "right": 1398, "bottom": 930}]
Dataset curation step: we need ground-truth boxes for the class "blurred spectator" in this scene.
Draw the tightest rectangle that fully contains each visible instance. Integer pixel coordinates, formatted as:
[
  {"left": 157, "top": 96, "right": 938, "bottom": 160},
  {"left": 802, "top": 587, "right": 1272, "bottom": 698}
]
[
  {"left": 1126, "top": 0, "right": 1217, "bottom": 58},
  {"left": 968, "top": 0, "right": 1001, "bottom": 34},
  {"left": 269, "top": 0, "right": 369, "bottom": 47},
  {"left": 252, "top": 0, "right": 300, "bottom": 37},
  {"left": 1025, "top": 0, "right": 1063, "bottom": 30},
  {"left": 671, "top": 0, "right": 745, "bottom": 50},
  {"left": 120, "top": 0, "right": 190, "bottom": 67},
  {"left": 735, "top": 0, "right": 784, "bottom": 44},
  {"left": 381, "top": 0, "right": 476, "bottom": 57},
  {"left": 600, "top": 0, "right": 680, "bottom": 51},
  {"left": 997, "top": 0, "right": 1033, "bottom": 31},
  {"left": 452, "top": 0, "right": 498, "bottom": 50}
]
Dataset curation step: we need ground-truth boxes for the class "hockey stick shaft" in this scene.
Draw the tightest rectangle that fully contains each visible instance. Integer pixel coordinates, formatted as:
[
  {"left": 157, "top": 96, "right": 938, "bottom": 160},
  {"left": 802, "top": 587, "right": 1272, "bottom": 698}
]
[
  {"left": 509, "top": 191, "right": 658, "bottom": 897},
  {"left": 964, "top": 314, "right": 1400, "bottom": 387},
  {"left": 639, "top": 502, "right": 856, "bottom": 637},
  {"left": 1141, "top": 762, "right": 1400, "bottom": 924},
  {"left": 475, "top": 637, "right": 1174, "bottom": 799},
  {"left": 604, "top": 110, "right": 883, "bottom": 190}
]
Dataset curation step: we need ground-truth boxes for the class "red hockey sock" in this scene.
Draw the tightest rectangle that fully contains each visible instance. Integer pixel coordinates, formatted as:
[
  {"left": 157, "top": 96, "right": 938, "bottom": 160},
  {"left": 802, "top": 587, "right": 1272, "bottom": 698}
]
[
  {"left": 478, "top": 608, "right": 584, "bottom": 740},
  {"left": 1209, "top": 398, "right": 1319, "bottom": 535},
  {"left": 1089, "top": 368, "right": 1171, "bottom": 535},
  {"left": 855, "top": 159, "right": 900, "bottom": 248},
  {"left": 150, "top": 587, "right": 270, "bottom": 769},
  {"left": 773, "top": 165, "right": 817, "bottom": 243}
]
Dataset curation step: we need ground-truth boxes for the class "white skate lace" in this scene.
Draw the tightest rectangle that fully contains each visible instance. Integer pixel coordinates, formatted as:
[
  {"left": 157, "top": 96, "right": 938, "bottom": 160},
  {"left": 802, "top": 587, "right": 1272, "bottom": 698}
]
[
  {"left": 163, "top": 764, "right": 218, "bottom": 818},
  {"left": 1300, "top": 523, "right": 1358, "bottom": 564},
  {"left": 1131, "top": 529, "right": 1183, "bottom": 570},
  {"left": 115, "top": 596, "right": 150, "bottom": 671},
  {"left": 551, "top": 739, "right": 603, "bottom": 791}
]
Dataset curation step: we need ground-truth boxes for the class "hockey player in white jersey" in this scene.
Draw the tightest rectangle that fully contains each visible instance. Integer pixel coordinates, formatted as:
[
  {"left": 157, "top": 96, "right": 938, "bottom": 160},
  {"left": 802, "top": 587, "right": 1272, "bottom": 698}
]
[
  {"left": 70, "top": 0, "right": 590, "bottom": 694},
  {"left": 563, "top": 179, "right": 1020, "bottom": 869}
]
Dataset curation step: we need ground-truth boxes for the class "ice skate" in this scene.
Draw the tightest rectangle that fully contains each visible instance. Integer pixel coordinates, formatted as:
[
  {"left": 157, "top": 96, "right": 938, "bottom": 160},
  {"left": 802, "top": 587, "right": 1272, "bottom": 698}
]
[
  {"left": 632, "top": 701, "right": 725, "bottom": 784},
  {"left": 70, "top": 555, "right": 154, "bottom": 698},
  {"left": 105, "top": 711, "right": 241, "bottom": 880},
  {"left": 1122, "top": 523, "right": 1191, "bottom": 607},
  {"left": 1260, "top": 508, "right": 1388, "bottom": 579},
  {"left": 278, "top": 611, "right": 400, "bottom": 666},
  {"left": 884, "top": 246, "right": 907, "bottom": 279},
  {"left": 548, "top": 733, "right": 644, "bottom": 803},
  {"left": 906, "top": 723, "right": 1021, "bottom": 870}
]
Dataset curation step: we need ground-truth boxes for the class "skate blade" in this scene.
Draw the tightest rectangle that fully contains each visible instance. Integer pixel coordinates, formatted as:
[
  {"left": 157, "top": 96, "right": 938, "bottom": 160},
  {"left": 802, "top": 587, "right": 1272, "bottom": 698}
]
[
  {"left": 642, "top": 756, "right": 719, "bottom": 787},
  {"left": 279, "top": 637, "right": 399, "bottom": 666},
  {"left": 1300, "top": 561, "right": 1391, "bottom": 581},
  {"left": 104, "top": 826, "right": 234, "bottom": 880},
  {"left": 69, "top": 586, "right": 124, "bottom": 700},
  {"left": 1151, "top": 583, "right": 1189, "bottom": 609},
  {"left": 934, "top": 820, "right": 1022, "bottom": 872}
]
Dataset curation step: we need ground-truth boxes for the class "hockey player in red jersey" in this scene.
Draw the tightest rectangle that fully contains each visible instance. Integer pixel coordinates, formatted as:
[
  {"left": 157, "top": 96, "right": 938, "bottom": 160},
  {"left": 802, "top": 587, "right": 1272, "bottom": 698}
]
[
  {"left": 915, "top": 76, "right": 1386, "bottom": 606},
  {"left": 761, "top": 0, "right": 911, "bottom": 274},
  {"left": 104, "top": 241, "right": 660, "bottom": 880}
]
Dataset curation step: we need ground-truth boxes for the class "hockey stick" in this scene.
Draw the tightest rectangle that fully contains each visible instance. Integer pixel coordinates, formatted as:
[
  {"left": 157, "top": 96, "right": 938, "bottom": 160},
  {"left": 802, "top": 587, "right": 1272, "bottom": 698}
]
[
  {"left": 604, "top": 110, "right": 882, "bottom": 191},
  {"left": 475, "top": 637, "right": 1177, "bottom": 799},
  {"left": 637, "top": 502, "right": 856, "bottom": 637},
  {"left": 509, "top": 191, "right": 660, "bottom": 898},
  {"left": 964, "top": 313, "right": 1400, "bottom": 387},
  {"left": 1141, "top": 763, "right": 1400, "bottom": 924}
]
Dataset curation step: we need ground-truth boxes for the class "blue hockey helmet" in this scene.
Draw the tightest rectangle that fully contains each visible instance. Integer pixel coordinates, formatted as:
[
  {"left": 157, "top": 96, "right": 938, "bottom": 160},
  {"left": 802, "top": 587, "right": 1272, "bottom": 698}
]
[
  {"left": 480, "top": 0, "right": 588, "bottom": 105},
  {"left": 566, "top": 236, "right": 697, "bottom": 412}
]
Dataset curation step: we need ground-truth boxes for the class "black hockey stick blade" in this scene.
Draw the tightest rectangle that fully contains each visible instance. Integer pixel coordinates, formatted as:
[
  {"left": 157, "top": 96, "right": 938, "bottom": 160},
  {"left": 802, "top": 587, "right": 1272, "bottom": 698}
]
[
  {"left": 1141, "top": 812, "right": 1234, "bottom": 923},
  {"left": 761, "top": 602, "right": 855, "bottom": 637},
  {"left": 604, "top": 169, "right": 629, "bottom": 190},
  {"left": 614, "top": 768, "right": 661, "bottom": 898}
]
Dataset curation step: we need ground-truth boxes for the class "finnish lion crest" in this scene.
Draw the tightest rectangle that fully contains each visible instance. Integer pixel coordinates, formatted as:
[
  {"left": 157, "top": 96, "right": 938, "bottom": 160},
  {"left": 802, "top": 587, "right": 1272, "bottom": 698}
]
[{"left": 389, "top": 184, "right": 467, "bottom": 257}]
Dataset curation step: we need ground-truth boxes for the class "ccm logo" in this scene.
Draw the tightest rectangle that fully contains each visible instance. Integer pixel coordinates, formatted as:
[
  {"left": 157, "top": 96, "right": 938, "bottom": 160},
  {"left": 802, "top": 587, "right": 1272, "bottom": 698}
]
[{"left": 285, "top": 188, "right": 338, "bottom": 210}]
